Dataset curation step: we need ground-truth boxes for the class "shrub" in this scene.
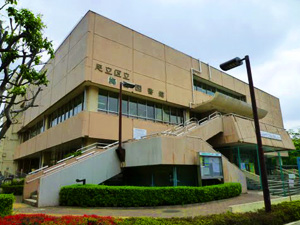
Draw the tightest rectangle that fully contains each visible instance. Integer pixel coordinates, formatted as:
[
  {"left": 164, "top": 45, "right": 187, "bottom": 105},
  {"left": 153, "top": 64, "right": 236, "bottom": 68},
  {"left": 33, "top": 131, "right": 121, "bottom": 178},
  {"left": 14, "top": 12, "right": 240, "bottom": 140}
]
[
  {"left": 0, "top": 214, "right": 120, "bottom": 225},
  {"left": 1, "top": 178, "right": 24, "bottom": 195},
  {"left": 59, "top": 183, "right": 241, "bottom": 207},
  {"left": 1, "top": 184, "right": 24, "bottom": 195},
  {"left": 0, "top": 194, "right": 15, "bottom": 217}
]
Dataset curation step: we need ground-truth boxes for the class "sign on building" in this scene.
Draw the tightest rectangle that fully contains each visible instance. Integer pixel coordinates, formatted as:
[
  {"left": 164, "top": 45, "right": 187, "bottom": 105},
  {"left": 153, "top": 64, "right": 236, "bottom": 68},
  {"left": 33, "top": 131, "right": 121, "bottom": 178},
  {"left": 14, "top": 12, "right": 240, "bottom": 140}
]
[
  {"left": 133, "top": 128, "right": 147, "bottom": 140},
  {"left": 260, "top": 131, "right": 282, "bottom": 141}
]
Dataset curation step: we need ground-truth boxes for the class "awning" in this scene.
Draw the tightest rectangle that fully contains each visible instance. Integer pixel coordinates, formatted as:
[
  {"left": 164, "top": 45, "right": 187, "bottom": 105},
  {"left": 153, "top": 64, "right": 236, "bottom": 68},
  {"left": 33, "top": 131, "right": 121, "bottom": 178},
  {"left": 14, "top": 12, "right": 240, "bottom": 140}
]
[{"left": 192, "top": 92, "right": 268, "bottom": 119}]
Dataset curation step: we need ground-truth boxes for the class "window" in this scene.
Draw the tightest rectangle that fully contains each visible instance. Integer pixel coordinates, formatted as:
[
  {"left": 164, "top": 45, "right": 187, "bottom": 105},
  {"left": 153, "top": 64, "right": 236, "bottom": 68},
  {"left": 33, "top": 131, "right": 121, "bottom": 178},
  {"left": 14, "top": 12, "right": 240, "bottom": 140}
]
[
  {"left": 129, "top": 98, "right": 138, "bottom": 116},
  {"left": 122, "top": 96, "right": 128, "bottom": 115},
  {"left": 147, "top": 103, "right": 155, "bottom": 120},
  {"left": 170, "top": 108, "right": 177, "bottom": 124},
  {"left": 138, "top": 100, "right": 147, "bottom": 118},
  {"left": 98, "top": 90, "right": 108, "bottom": 111},
  {"left": 108, "top": 92, "right": 119, "bottom": 113},
  {"left": 163, "top": 106, "right": 170, "bottom": 123},
  {"left": 194, "top": 79, "right": 246, "bottom": 102},
  {"left": 98, "top": 89, "right": 183, "bottom": 125},
  {"left": 155, "top": 104, "right": 163, "bottom": 121}
]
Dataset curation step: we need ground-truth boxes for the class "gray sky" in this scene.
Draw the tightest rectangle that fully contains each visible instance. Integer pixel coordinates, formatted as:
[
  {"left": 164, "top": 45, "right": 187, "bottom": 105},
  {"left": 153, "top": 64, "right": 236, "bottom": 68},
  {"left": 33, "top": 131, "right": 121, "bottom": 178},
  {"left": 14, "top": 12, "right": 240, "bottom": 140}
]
[{"left": 18, "top": 0, "right": 300, "bottom": 130}]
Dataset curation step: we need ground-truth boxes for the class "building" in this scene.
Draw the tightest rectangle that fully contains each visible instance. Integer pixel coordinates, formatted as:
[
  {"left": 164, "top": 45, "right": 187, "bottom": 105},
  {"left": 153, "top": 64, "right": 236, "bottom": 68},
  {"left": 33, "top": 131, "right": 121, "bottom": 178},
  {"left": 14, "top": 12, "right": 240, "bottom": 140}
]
[{"left": 0, "top": 11, "right": 295, "bottom": 206}]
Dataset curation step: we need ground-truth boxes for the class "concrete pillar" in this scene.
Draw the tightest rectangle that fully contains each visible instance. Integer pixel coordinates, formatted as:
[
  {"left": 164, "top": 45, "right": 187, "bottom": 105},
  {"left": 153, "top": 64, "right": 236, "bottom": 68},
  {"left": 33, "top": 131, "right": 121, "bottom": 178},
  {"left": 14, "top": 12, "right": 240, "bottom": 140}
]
[
  {"left": 184, "top": 110, "right": 190, "bottom": 121},
  {"left": 86, "top": 86, "right": 99, "bottom": 112}
]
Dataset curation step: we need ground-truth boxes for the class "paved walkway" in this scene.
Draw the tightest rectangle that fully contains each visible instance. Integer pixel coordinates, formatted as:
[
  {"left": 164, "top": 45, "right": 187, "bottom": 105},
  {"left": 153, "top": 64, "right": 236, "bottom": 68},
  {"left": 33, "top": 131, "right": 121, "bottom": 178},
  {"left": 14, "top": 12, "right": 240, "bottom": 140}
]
[{"left": 13, "top": 191, "right": 274, "bottom": 218}]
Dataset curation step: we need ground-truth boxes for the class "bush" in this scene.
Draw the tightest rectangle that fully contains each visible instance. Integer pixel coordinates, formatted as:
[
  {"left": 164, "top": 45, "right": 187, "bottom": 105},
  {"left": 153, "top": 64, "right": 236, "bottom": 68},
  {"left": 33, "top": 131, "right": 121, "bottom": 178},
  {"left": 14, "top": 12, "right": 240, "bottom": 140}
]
[
  {"left": 0, "top": 194, "right": 15, "bottom": 217},
  {"left": 1, "top": 184, "right": 24, "bottom": 195},
  {"left": 59, "top": 183, "right": 241, "bottom": 207},
  {"left": 1, "top": 178, "right": 24, "bottom": 195},
  {"left": 0, "top": 214, "right": 120, "bottom": 224}
]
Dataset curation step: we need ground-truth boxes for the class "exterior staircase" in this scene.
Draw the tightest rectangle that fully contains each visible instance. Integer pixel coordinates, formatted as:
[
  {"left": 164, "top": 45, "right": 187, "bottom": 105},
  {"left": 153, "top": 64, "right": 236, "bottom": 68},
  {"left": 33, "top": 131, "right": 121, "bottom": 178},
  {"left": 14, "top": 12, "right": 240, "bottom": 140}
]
[
  {"left": 23, "top": 111, "right": 247, "bottom": 207},
  {"left": 24, "top": 192, "right": 38, "bottom": 207},
  {"left": 244, "top": 169, "right": 300, "bottom": 196}
]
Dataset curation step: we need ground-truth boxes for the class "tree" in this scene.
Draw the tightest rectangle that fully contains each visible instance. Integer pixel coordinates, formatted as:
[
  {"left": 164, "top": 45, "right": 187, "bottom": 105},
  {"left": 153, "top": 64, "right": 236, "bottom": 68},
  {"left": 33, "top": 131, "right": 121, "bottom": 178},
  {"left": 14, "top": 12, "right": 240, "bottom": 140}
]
[
  {"left": 282, "top": 129, "right": 300, "bottom": 165},
  {"left": 0, "top": 0, "right": 54, "bottom": 139}
]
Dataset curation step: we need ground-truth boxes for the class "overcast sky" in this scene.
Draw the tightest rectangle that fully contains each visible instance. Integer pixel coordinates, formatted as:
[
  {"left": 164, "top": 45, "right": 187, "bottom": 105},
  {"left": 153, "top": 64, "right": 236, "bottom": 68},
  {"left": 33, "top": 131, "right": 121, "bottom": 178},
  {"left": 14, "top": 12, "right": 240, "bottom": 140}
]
[{"left": 18, "top": 0, "right": 300, "bottom": 130}]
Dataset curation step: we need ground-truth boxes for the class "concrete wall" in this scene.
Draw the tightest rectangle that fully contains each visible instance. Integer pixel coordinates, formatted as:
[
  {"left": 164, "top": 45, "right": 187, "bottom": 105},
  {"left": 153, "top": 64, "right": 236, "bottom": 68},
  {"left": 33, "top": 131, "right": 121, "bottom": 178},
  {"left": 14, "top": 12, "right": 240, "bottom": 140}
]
[
  {"left": 126, "top": 135, "right": 247, "bottom": 193},
  {"left": 0, "top": 123, "right": 20, "bottom": 174},
  {"left": 214, "top": 115, "right": 294, "bottom": 150},
  {"left": 38, "top": 146, "right": 121, "bottom": 207}
]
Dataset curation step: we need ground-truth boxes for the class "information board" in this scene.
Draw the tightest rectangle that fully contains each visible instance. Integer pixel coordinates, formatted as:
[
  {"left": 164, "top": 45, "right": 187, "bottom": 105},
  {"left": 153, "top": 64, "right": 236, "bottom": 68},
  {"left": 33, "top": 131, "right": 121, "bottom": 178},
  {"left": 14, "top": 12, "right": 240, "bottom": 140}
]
[{"left": 199, "top": 152, "right": 223, "bottom": 179}]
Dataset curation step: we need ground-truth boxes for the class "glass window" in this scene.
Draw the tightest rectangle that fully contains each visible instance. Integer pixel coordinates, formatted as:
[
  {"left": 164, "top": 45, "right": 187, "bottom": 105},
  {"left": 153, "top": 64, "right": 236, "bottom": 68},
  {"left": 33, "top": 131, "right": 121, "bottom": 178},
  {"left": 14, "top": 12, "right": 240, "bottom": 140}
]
[
  {"left": 177, "top": 110, "right": 184, "bottom": 124},
  {"left": 129, "top": 98, "right": 138, "bottom": 116},
  {"left": 206, "top": 86, "right": 215, "bottom": 96},
  {"left": 69, "top": 100, "right": 74, "bottom": 117},
  {"left": 98, "top": 90, "right": 108, "bottom": 111},
  {"left": 73, "top": 99, "right": 79, "bottom": 115},
  {"left": 170, "top": 108, "right": 177, "bottom": 124},
  {"left": 122, "top": 96, "right": 128, "bottom": 115},
  {"left": 108, "top": 92, "right": 119, "bottom": 113},
  {"left": 147, "top": 103, "right": 155, "bottom": 120},
  {"left": 77, "top": 95, "right": 83, "bottom": 113},
  {"left": 163, "top": 106, "right": 170, "bottom": 123},
  {"left": 155, "top": 104, "right": 162, "bottom": 121},
  {"left": 138, "top": 100, "right": 146, "bottom": 118},
  {"left": 64, "top": 105, "right": 69, "bottom": 120}
]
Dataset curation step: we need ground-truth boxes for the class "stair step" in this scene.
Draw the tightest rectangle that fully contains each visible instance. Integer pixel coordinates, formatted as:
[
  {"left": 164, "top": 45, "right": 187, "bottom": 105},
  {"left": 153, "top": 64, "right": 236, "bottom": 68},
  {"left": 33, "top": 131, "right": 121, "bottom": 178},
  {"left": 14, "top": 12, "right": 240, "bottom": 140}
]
[
  {"left": 24, "top": 198, "right": 37, "bottom": 207},
  {"left": 31, "top": 194, "right": 38, "bottom": 200}
]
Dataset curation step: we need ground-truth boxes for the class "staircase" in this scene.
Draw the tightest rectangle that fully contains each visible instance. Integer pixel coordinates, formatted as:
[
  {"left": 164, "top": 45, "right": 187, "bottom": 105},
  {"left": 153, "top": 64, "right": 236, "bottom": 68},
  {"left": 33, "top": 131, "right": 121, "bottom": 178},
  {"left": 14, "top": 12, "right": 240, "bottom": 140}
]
[
  {"left": 24, "top": 192, "right": 38, "bottom": 207},
  {"left": 244, "top": 169, "right": 300, "bottom": 196},
  {"left": 23, "top": 111, "right": 246, "bottom": 207}
]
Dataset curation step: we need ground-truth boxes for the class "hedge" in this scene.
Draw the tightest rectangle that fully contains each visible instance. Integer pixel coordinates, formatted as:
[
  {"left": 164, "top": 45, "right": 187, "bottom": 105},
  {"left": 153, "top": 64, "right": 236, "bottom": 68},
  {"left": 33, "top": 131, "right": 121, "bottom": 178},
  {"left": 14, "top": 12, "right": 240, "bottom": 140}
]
[
  {"left": 0, "top": 194, "right": 15, "bottom": 217},
  {"left": 1, "top": 179, "right": 24, "bottom": 195},
  {"left": 59, "top": 183, "right": 241, "bottom": 207},
  {"left": 1, "top": 185, "right": 24, "bottom": 195}
]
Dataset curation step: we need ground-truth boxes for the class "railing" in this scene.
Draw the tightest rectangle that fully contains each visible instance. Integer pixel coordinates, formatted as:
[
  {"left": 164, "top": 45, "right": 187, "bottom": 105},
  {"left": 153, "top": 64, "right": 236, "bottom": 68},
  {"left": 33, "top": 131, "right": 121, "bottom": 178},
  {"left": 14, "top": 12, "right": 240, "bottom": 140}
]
[
  {"left": 141, "top": 111, "right": 222, "bottom": 139},
  {"left": 268, "top": 179, "right": 300, "bottom": 198},
  {"left": 25, "top": 111, "right": 222, "bottom": 183},
  {"left": 26, "top": 141, "right": 119, "bottom": 178}
]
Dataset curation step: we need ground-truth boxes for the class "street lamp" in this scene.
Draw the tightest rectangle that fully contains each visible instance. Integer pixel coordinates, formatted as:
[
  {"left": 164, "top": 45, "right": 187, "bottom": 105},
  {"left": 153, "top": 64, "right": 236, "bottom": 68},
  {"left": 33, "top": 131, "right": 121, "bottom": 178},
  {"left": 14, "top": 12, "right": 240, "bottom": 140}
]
[
  {"left": 220, "top": 55, "right": 272, "bottom": 212},
  {"left": 116, "top": 81, "right": 136, "bottom": 165}
]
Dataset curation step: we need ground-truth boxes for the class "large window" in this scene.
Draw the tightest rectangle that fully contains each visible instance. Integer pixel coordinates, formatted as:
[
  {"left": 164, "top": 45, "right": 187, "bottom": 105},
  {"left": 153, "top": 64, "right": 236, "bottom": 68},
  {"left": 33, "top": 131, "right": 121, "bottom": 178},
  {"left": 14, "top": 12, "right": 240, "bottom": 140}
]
[
  {"left": 98, "top": 90, "right": 184, "bottom": 125},
  {"left": 194, "top": 79, "right": 246, "bottom": 101},
  {"left": 49, "top": 93, "right": 84, "bottom": 128}
]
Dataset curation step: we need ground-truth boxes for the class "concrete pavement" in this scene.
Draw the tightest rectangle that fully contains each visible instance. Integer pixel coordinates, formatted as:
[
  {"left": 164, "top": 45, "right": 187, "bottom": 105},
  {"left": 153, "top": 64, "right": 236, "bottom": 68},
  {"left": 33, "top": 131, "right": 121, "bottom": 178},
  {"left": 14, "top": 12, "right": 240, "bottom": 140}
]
[{"left": 13, "top": 191, "right": 274, "bottom": 218}]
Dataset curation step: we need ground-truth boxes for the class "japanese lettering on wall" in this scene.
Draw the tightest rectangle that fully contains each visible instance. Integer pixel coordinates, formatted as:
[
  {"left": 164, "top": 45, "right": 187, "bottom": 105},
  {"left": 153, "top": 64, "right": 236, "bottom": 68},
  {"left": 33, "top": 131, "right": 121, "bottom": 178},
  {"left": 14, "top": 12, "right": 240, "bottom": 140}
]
[{"left": 95, "top": 63, "right": 165, "bottom": 98}]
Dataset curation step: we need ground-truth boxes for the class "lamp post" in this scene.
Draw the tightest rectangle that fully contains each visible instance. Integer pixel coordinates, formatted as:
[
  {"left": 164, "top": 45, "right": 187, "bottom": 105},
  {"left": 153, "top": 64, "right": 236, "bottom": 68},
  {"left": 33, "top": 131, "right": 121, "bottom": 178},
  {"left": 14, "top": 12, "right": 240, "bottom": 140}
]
[
  {"left": 220, "top": 55, "right": 271, "bottom": 212},
  {"left": 116, "top": 81, "right": 136, "bottom": 165}
]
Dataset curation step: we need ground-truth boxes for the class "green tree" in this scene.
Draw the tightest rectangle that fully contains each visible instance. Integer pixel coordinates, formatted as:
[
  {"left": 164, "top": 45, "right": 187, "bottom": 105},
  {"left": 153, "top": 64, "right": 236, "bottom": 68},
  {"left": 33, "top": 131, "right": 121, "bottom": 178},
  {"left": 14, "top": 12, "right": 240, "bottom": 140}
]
[
  {"left": 0, "top": 0, "right": 54, "bottom": 139},
  {"left": 283, "top": 129, "right": 300, "bottom": 165}
]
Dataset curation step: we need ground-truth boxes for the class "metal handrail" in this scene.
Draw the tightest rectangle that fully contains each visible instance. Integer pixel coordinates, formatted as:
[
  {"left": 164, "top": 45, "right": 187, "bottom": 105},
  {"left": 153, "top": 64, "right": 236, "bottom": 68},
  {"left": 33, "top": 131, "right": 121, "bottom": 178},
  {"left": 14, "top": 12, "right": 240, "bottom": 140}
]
[{"left": 28, "top": 166, "right": 49, "bottom": 175}]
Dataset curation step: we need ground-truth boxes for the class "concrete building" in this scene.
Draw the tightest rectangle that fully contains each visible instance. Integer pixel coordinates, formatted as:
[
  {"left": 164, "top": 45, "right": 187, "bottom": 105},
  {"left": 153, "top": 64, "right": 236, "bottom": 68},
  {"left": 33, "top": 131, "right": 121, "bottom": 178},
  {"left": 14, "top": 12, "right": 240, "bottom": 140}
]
[{"left": 0, "top": 11, "right": 295, "bottom": 206}]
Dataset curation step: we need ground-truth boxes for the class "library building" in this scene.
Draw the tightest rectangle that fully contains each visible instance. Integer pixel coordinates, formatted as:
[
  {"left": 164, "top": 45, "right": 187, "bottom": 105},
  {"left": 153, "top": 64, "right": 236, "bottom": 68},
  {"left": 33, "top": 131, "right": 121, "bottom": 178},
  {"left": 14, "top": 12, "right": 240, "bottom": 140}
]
[{"left": 0, "top": 11, "right": 295, "bottom": 206}]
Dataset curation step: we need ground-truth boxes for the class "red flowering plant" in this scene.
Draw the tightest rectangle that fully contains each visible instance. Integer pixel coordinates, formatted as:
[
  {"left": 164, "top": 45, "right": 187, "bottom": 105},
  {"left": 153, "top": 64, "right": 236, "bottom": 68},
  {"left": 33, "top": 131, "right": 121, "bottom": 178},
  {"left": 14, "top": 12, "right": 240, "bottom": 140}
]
[{"left": 0, "top": 214, "right": 121, "bottom": 225}]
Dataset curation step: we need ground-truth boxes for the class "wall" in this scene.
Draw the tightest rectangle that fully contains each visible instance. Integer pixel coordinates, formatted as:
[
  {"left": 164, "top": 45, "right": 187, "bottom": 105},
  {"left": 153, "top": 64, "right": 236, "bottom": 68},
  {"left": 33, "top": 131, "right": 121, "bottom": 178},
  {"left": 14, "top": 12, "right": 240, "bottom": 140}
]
[
  {"left": 195, "top": 65, "right": 284, "bottom": 128},
  {"left": 0, "top": 122, "right": 20, "bottom": 174},
  {"left": 125, "top": 135, "right": 247, "bottom": 193}
]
